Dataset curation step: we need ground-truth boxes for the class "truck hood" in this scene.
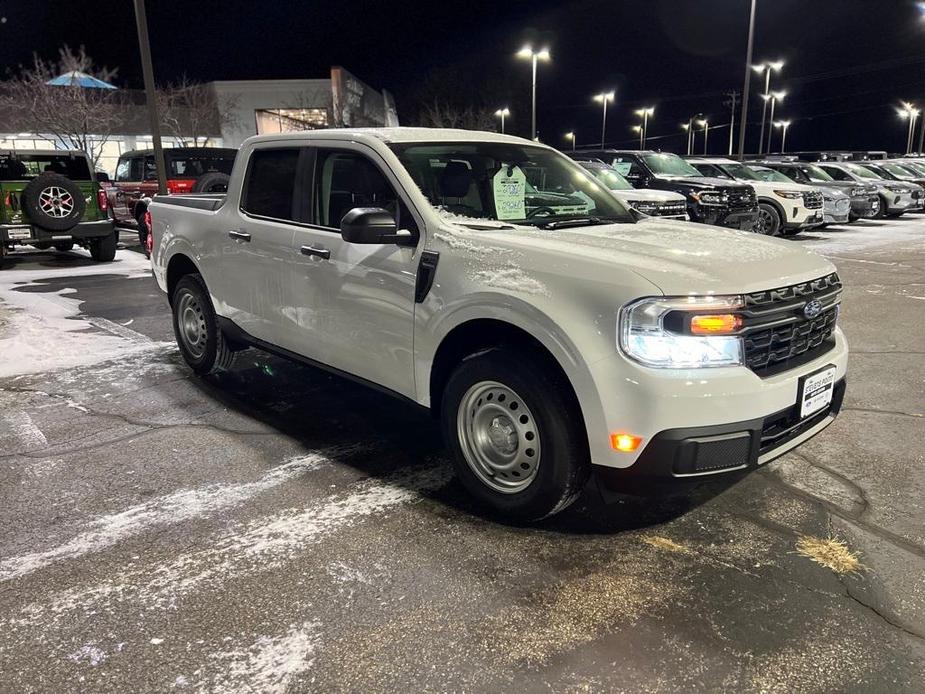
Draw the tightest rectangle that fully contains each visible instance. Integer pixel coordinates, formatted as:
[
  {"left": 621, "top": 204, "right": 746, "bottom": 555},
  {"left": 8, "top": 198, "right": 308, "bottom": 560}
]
[
  {"left": 614, "top": 189, "right": 686, "bottom": 203},
  {"left": 442, "top": 218, "right": 835, "bottom": 296},
  {"left": 653, "top": 175, "right": 751, "bottom": 191}
]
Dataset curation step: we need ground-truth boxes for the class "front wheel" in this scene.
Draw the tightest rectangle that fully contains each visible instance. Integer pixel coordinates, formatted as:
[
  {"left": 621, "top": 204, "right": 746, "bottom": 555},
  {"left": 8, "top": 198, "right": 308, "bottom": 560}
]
[
  {"left": 441, "top": 348, "right": 589, "bottom": 520},
  {"left": 755, "top": 203, "right": 782, "bottom": 236},
  {"left": 171, "top": 274, "right": 235, "bottom": 375}
]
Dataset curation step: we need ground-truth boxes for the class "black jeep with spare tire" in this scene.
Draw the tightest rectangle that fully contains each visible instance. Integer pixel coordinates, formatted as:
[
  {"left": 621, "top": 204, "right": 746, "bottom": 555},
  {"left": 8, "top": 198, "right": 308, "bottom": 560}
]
[{"left": 0, "top": 149, "right": 117, "bottom": 266}]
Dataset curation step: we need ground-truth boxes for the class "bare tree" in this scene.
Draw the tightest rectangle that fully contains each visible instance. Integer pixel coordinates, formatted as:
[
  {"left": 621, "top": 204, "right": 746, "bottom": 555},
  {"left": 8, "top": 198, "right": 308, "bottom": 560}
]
[
  {"left": 157, "top": 76, "right": 240, "bottom": 146},
  {"left": 418, "top": 98, "right": 496, "bottom": 130},
  {"left": 0, "top": 45, "right": 122, "bottom": 168}
]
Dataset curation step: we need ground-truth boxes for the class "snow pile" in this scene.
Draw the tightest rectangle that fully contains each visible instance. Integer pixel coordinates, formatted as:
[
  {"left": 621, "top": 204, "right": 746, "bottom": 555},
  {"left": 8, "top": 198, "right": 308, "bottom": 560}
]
[
  {"left": 432, "top": 230, "right": 515, "bottom": 260},
  {"left": 470, "top": 264, "right": 550, "bottom": 297}
]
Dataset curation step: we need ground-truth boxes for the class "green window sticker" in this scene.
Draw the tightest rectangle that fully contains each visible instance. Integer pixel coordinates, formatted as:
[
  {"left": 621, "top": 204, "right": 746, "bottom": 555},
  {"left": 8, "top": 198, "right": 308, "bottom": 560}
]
[
  {"left": 611, "top": 162, "right": 632, "bottom": 176},
  {"left": 493, "top": 165, "right": 527, "bottom": 220}
]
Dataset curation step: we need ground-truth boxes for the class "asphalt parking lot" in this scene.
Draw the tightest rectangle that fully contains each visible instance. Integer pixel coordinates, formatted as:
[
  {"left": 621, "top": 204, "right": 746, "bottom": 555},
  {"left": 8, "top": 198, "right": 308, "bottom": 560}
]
[{"left": 1, "top": 222, "right": 923, "bottom": 693}]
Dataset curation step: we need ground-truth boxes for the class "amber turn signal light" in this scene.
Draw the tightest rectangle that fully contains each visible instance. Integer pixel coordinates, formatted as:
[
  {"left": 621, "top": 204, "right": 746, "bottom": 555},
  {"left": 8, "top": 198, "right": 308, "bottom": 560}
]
[
  {"left": 690, "top": 313, "right": 742, "bottom": 335},
  {"left": 610, "top": 433, "right": 643, "bottom": 452}
]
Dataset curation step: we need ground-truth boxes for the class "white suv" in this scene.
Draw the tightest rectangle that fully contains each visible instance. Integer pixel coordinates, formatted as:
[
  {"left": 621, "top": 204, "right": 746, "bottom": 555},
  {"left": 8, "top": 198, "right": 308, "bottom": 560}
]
[
  {"left": 150, "top": 128, "right": 847, "bottom": 520},
  {"left": 688, "top": 157, "right": 825, "bottom": 236}
]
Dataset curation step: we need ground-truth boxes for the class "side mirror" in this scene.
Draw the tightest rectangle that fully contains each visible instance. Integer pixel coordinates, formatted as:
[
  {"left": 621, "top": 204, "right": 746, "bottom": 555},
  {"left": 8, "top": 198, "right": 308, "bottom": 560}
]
[{"left": 340, "top": 207, "right": 414, "bottom": 245}]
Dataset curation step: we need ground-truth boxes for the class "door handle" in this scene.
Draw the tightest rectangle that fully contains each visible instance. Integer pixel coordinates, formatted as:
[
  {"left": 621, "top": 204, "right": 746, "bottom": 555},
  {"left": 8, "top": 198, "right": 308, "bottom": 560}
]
[
  {"left": 228, "top": 230, "right": 251, "bottom": 242},
  {"left": 300, "top": 245, "right": 331, "bottom": 260}
]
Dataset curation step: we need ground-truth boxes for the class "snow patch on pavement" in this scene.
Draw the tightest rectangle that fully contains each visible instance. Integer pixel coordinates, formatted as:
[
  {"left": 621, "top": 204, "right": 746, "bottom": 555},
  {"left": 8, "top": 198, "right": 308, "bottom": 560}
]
[
  {"left": 68, "top": 644, "right": 107, "bottom": 666},
  {"left": 1, "top": 409, "right": 48, "bottom": 450},
  {"left": 0, "top": 449, "right": 350, "bottom": 582}
]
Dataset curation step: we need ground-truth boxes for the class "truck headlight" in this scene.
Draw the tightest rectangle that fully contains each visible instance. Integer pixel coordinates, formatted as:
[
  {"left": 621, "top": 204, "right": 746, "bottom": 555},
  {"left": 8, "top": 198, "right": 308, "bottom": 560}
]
[
  {"left": 619, "top": 296, "right": 745, "bottom": 368},
  {"left": 691, "top": 191, "right": 725, "bottom": 205},
  {"left": 631, "top": 201, "right": 658, "bottom": 215},
  {"left": 886, "top": 185, "right": 907, "bottom": 193}
]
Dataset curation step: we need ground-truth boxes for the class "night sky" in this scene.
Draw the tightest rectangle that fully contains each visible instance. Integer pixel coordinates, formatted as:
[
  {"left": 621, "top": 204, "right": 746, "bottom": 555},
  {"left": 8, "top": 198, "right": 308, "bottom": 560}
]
[{"left": 3, "top": 0, "right": 925, "bottom": 154}]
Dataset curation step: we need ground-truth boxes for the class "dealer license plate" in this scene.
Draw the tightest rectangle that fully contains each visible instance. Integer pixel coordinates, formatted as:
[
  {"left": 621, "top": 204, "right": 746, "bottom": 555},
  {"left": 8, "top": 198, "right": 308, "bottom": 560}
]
[
  {"left": 7, "top": 227, "right": 30, "bottom": 240},
  {"left": 799, "top": 366, "right": 837, "bottom": 419}
]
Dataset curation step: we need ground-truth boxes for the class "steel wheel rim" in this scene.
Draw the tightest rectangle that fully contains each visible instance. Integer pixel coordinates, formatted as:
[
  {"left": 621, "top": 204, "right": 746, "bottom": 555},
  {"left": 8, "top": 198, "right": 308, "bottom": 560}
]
[
  {"left": 176, "top": 290, "right": 208, "bottom": 359},
  {"left": 38, "top": 186, "right": 74, "bottom": 218},
  {"left": 456, "top": 381, "right": 540, "bottom": 494},
  {"left": 756, "top": 208, "right": 775, "bottom": 234}
]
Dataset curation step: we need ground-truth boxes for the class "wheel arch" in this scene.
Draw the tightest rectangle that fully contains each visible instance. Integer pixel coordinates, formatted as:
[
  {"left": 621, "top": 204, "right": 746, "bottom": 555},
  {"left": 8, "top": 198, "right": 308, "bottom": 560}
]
[
  {"left": 165, "top": 252, "right": 202, "bottom": 305},
  {"left": 757, "top": 196, "right": 787, "bottom": 223}
]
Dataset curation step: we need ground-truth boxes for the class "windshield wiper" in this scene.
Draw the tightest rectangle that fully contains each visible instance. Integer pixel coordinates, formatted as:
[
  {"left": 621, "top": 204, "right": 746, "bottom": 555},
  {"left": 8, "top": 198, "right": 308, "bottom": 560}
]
[
  {"left": 453, "top": 221, "right": 518, "bottom": 230},
  {"left": 531, "top": 216, "right": 619, "bottom": 229}
]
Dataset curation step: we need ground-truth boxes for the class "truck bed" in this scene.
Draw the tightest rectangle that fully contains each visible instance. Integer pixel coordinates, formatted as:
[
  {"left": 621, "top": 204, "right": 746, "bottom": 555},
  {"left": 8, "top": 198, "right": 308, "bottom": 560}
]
[{"left": 151, "top": 194, "right": 226, "bottom": 212}]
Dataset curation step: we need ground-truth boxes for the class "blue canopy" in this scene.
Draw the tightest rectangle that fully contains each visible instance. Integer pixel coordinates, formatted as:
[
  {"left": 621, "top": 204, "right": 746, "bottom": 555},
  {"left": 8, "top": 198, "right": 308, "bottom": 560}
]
[{"left": 46, "top": 71, "right": 117, "bottom": 89}]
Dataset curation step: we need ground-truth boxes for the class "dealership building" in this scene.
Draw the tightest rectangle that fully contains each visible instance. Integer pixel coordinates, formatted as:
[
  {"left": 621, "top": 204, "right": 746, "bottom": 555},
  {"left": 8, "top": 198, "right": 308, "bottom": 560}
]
[{"left": 0, "top": 67, "right": 398, "bottom": 175}]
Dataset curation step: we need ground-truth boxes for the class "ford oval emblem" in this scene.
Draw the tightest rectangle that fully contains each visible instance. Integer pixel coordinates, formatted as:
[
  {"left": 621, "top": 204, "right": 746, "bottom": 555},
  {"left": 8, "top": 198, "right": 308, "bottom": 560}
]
[{"left": 803, "top": 299, "right": 823, "bottom": 319}]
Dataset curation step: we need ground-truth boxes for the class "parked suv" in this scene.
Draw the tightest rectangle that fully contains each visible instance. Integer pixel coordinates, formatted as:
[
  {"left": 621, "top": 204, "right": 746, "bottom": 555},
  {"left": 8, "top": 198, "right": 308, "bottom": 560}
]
[
  {"left": 0, "top": 149, "right": 116, "bottom": 264},
  {"left": 747, "top": 160, "right": 880, "bottom": 221},
  {"left": 107, "top": 147, "right": 237, "bottom": 249},
  {"left": 150, "top": 128, "right": 846, "bottom": 520},
  {"left": 686, "top": 157, "right": 824, "bottom": 236},
  {"left": 816, "top": 161, "right": 922, "bottom": 217},
  {"left": 575, "top": 160, "right": 687, "bottom": 219},
  {"left": 573, "top": 149, "right": 758, "bottom": 230}
]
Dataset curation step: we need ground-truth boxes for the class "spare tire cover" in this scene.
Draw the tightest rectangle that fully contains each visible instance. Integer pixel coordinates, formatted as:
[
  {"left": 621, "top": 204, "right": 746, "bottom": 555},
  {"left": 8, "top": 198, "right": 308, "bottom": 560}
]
[
  {"left": 22, "top": 173, "right": 86, "bottom": 232},
  {"left": 192, "top": 172, "right": 231, "bottom": 193}
]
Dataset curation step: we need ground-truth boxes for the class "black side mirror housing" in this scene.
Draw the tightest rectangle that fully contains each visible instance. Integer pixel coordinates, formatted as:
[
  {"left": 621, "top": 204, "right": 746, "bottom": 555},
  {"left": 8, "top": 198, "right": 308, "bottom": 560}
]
[{"left": 340, "top": 207, "right": 414, "bottom": 245}]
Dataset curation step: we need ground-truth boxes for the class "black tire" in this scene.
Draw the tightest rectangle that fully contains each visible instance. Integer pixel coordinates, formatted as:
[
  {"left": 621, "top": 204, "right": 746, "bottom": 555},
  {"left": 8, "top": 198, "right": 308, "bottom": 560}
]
[
  {"left": 781, "top": 227, "right": 803, "bottom": 236},
  {"left": 22, "top": 173, "right": 86, "bottom": 232},
  {"left": 192, "top": 172, "right": 231, "bottom": 193},
  {"left": 441, "top": 347, "right": 590, "bottom": 521},
  {"left": 32, "top": 242, "right": 51, "bottom": 250},
  {"left": 171, "top": 274, "right": 235, "bottom": 375},
  {"left": 875, "top": 197, "right": 888, "bottom": 218},
  {"left": 886, "top": 212, "right": 905, "bottom": 218},
  {"left": 89, "top": 231, "right": 117, "bottom": 262},
  {"left": 755, "top": 203, "right": 782, "bottom": 236},
  {"left": 53, "top": 241, "right": 74, "bottom": 252}
]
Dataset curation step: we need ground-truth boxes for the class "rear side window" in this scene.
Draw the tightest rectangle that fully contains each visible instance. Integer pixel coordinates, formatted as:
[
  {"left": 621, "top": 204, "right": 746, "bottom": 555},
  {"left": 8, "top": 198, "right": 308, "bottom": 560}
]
[
  {"left": 241, "top": 148, "right": 300, "bottom": 221},
  {"left": 821, "top": 166, "right": 850, "bottom": 181},
  {"left": 168, "top": 153, "right": 235, "bottom": 178},
  {"left": 0, "top": 153, "right": 91, "bottom": 181}
]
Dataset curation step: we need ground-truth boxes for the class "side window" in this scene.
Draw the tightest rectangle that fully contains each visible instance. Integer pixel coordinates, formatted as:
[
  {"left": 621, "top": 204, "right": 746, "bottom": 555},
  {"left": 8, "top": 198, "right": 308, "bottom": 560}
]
[
  {"left": 610, "top": 157, "right": 642, "bottom": 178},
  {"left": 128, "top": 157, "right": 144, "bottom": 181},
  {"left": 115, "top": 158, "right": 131, "bottom": 182},
  {"left": 143, "top": 156, "right": 157, "bottom": 181},
  {"left": 313, "top": 149, "right": 409, "bottom": 230},
  {"left": 241, "top": 148, "right": 300, "bottom": 221},
  {"left": 694, "top": 164, "right": 726, "bottom": 178},
  {"left": 822, "top": 166, "right": 849, "bottom": 181},
  {"left": 780, "top": 166, "right": 802, "bottom": 182}
]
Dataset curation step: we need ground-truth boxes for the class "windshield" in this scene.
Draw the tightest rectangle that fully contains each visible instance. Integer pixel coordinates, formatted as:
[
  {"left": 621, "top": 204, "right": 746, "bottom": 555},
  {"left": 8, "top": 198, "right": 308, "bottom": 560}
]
[
  {"left": 719, "top": 163, "right": 761, "bottom": 181},
  {"left": 802, "top": 164, "right": 835, "bottom": 182},
  {"left": 0, "top": 153, "right": 92, "bottom": 181},
  {"left": 391, "top": 142, "right": 632, "bottom": 227},
  {"left": 749, "top": 166, "right": 793, "bottom": 183},
  {"left": 881, "top": 162, "right": 917, "bottom": 178},
  {"left": 900, "top": 160, "right": 925, "bottom": 176},
  {"left": 584, "top": 165, "right": 634, "bottom": 190},
  {"left": 641, "top": 152, "right": 700, "bottom": 177},
  {"left": 844, "top": 163, "right": 882, "bottom": 180},
  {"left": 167, "top": 153, "right": 235, "bottom": 178}
]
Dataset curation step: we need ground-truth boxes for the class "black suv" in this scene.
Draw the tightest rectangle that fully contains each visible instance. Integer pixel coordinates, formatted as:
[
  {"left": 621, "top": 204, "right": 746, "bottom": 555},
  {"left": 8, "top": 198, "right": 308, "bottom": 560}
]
[{"left": 571, "top": 150, "right": 759, "bottom": 230}]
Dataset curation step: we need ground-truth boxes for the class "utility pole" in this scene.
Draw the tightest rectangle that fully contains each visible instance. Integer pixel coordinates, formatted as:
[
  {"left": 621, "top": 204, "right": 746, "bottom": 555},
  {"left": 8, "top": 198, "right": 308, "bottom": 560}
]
[
  {"left": 724, "top": 90, "right": 740, "bottom": 156},
  {"left": 133, "top": 0, "right": 166, "bottom": 195},
  {"left": 737, "top": 0, "right": 757, "bottom": 160}
]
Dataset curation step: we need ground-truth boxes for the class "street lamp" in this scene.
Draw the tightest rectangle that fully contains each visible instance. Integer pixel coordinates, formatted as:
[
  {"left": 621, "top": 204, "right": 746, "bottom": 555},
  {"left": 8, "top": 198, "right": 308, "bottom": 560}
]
[
  {"left": 680, "top": 122, "right": 691, "bottom": 155},
  {"left": 631, "top": 125, "right": 643, "bottom": 149},
  {"left": 634, "top": 106, "right": 655, "bottom": 148},
  {"left": 753, "top": 59, "right": 784, "bottom": 157},
  {"left": 899, "top": 102, "right": 920, "bottom": 153},
  {"left": 564, "top": 131, "right": 576, "bottom": 151},
  {"left": 494, "top": 107, "right": 510, "bottom": 134},
  {"left": 697, "top": 118, "right": 709, "bottom": 154},
  {"left": 517, "top": 45, "right": 550, "bottom": 140},
  {"left": 593, "top": 90, "right": 615, "bottom": 147},
  {"left": 763, "top": 90, "right": 786, "bottom": 153},
  {"left": 774, "top": 120, "right": 792, "bottom": 153}
]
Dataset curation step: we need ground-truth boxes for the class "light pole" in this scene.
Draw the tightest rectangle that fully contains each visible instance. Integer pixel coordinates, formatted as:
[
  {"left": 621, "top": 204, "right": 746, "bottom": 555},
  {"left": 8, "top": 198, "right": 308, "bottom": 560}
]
[
  {"left": 516, "top": 46, "right": 550, "bottom": 140},
  {"left": 593, "top": 90, "right": 615, "bottom": 147},
  {"left": 681, "top": 122, "right": 691, "bottom": 155},
  {"left": 899, "top": 102, "right": 920, "bottom": 153},
  {"left": 764, "top": 91, "right": 785, "bottom": 154},
  {"left": 753, "top": 60, "right": 784, "bottom": 158},
  {"left": 632, "top": 125, "right": 643, "bottom": 149},
  {"left": 697, "top": 118, "right": 709, "bottom": 154},
  {"left": 774, "top": 120, "right": 791, "bottom": 153},
  {"left": 737, "top": 0, "right": 757, "bottom": 159},
  {"left": 635, "top": 106, "right": 655, "bottom": 148},
  {"left": 494, "top": 107, "right": 510, "bottom": 134},
  {"left": 133, "top": 0, "right": 167, "bottom": 195},
  {"left": 564, "top": 131, "right": 576, "bottom": 151}
]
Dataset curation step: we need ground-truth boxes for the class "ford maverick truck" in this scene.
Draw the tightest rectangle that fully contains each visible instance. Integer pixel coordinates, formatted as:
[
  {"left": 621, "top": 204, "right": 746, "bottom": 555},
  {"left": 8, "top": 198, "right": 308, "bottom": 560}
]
[{"left": 150, "top": 128, "right": 847, "bottom": 520}]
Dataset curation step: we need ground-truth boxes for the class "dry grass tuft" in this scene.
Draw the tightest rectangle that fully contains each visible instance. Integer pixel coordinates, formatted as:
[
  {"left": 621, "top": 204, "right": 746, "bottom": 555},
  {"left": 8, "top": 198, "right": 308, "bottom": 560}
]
[
  {"left": 795, "top": 535, "right": 863, "bottom": 574},
  {"left": 641, "top": 535, "right": 688, "bottom": 553}
]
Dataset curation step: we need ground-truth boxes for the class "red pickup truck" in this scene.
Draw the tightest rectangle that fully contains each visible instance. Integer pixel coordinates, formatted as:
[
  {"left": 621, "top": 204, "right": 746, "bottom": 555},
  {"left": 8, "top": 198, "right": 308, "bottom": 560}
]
[{"left": 107, "top": 147, "right": 237, "bottom": 251}]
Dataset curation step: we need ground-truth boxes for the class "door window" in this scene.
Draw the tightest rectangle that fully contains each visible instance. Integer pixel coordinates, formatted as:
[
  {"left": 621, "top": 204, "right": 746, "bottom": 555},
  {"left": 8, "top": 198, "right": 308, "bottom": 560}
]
[
  {"left": 240, "top": 148, "right": 300, "bottom": 221},
  {"left": 313, "top": 150, "right": 403, "bottom": 229},
  {"left": 128, "top": 157, "right": 145, "bottom": 181},
  {"left": 820, "top": 166, "right": 851, "bottom": 181},
  {"left": 115, "top": 158, "right": 131, "bottom": 182}
]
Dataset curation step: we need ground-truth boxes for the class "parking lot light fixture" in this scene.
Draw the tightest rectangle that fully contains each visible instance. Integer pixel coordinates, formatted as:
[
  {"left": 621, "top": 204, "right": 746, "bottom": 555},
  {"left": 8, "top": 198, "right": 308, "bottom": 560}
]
[
  {"left": 774, "top": 120, "right": 792, "bottom": 153},
  {"left": 632, "top": 125, "right": 643, "bottom": 149},
  {"left": 765, "top": 91, "right": 786, "bottom": 153},
  {"left": 517, "top": 46, "right": 550, "bottom": 140},
  {"left": 697, "top": 118, "right": 709, "bottom": 154},
  {"left": 899, "top": 103, "right": 920, "bottom": 153},
  {"left": 635, "top": 106, "right": 655, "bottom": 147},
  {"left": 494, "top": 107, "right": 510, "bottom": 134},
  {"left": 593, "top": 90, "right": 616, "bottom": 147},
  {"left": 564, "top": 131, "right": 576, "bottom": 150},
  {"left": 754, "top": 59, "right": 784, "bottom": 158}
]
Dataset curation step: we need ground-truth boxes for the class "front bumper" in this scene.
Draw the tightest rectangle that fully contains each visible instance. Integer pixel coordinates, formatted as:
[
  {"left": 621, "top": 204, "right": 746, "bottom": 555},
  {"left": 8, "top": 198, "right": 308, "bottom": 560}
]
[
  {"left": 0, "top": 219, "right": 115, "bottom": 244},
  {"left": 691, "top": 204, "right": 759, "bottom": 230},
  {"left": 849, "top": 195, "right": 880, "bottom": 219},
  {"left": 783, "top": 203, "right": 825, "bottom": 229},
  {"left": 881, "top": 191, "right": 919, "bottom": 213},
  {"left": 822, "top": 198, "right": 851, "bottom": 225}
]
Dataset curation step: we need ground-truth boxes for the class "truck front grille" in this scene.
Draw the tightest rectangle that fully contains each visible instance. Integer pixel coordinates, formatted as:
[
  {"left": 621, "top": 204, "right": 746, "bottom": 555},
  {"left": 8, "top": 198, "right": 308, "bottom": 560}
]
[
  {"left": 741, "top": 273, "right": 841, "bottom": 376},
  {"left": 801, "top": 191, "right": 824, "bottom": 209},
  {"left": 722, "top": 187, "right": 757, "bottom": 208},
  {"left": 652, "top": 202, "right": 687, "bottom": 217}
]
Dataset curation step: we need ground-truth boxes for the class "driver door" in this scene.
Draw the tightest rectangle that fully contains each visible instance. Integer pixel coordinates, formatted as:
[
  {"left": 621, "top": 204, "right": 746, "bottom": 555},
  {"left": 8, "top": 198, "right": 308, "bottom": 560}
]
[{"left": 286, "top": 144, "right": 420, "bottom": 399}]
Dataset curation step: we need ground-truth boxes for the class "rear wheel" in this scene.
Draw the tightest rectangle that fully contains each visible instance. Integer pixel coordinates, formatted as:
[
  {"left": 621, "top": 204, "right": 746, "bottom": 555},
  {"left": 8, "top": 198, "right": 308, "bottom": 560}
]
[
  {"left": 441, "top": 348, "right": 589, "bottom": 520},
  {"left": 755, "top": 203, "right": 782, "bottom": 236},
  {"left": 136, "top": 208, "right": 149, "bottom": 252},
  {"left": 171, "top": 274, "right": 235, "bottom": 375},
  {"left": 89, "top": 231, "right": 117, "bottom": 262}
]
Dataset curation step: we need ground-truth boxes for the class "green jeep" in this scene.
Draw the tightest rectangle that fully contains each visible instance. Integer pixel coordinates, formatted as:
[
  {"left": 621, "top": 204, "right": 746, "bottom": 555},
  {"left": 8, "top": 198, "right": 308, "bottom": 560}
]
[{"left": 0, "top": 149, "right": 117, "bottom": 266}]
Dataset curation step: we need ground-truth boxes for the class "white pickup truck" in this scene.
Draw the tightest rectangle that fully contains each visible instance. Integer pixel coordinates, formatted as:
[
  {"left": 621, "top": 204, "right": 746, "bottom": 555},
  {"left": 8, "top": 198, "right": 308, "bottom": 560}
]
[{"left": 150, "top": 128, "right": 848, "bottom": 520}]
